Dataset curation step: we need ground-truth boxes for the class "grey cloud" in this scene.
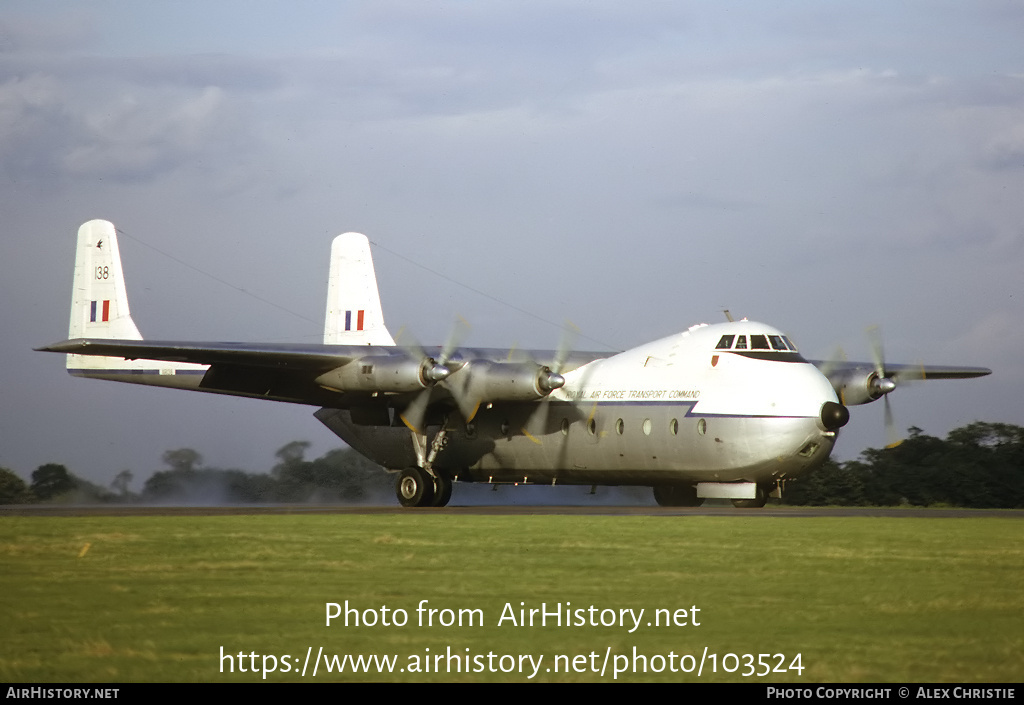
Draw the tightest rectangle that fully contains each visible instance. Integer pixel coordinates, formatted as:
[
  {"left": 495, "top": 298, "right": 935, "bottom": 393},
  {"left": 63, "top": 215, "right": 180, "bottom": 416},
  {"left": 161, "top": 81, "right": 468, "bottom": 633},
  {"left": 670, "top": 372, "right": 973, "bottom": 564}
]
[{"left": 0, "top": 68, "right": 259, "bottom": 183}]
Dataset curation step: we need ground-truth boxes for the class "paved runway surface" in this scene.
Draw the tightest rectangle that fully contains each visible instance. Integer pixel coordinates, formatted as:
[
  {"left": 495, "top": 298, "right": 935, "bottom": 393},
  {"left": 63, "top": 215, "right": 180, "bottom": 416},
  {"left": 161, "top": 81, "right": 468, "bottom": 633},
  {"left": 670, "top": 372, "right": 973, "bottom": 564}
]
[{"left": 3, "top": 504, "right": 1021, "bottom": 518}]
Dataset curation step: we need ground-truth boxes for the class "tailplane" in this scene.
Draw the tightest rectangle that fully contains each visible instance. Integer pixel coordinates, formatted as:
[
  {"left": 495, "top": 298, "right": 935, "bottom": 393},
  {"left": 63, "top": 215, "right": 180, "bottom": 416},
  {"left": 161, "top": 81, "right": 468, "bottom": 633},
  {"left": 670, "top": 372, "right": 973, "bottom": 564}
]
[{"left": 323, "top": 232, "right": 395, "bottom": 346}]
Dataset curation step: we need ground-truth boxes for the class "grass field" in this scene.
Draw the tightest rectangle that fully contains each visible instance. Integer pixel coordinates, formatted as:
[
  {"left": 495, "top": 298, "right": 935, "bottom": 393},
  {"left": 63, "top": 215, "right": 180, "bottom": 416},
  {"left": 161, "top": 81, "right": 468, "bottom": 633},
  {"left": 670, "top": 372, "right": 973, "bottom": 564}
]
[{"left": 2, "top": 512, "right": 1022, "bottom": 682}]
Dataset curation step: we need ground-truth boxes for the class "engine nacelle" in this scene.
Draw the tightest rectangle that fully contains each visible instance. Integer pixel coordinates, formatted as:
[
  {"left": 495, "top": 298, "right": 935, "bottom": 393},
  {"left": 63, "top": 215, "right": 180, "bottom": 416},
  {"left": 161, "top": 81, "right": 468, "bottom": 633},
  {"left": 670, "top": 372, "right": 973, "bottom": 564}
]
[
  {"left": 825, "top": 367, "right": 895, "bottom": 406},
  {"left": 449, "top": 360, "right": 565, "bottom": 404},
  {"left": 315, "top": 355, "right": 448, "bottom": 393}
]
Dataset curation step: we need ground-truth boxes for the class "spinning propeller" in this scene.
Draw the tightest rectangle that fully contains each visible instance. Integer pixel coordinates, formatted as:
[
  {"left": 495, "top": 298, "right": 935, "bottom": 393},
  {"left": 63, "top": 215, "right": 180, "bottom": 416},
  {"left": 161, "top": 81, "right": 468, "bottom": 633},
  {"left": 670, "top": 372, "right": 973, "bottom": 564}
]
[
  {"left": 396, "top": 317, "right": 470, "bottom": 433},
  {"left": 821, "top": 326, "right": 925, "bottom": 449}
]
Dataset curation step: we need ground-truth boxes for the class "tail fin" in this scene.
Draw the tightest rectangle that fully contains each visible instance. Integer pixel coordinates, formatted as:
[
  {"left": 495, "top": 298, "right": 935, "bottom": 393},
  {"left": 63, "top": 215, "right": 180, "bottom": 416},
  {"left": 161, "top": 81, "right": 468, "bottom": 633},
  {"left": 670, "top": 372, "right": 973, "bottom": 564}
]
[
  {"left": 69, "top": 220, "right": 143, "bottom": 341},
  {"left": 323, "top": 232, "right": 395, "bottom": 346},
  {"left": 65, "top": 219, "right": 151, "bottom": 375}
]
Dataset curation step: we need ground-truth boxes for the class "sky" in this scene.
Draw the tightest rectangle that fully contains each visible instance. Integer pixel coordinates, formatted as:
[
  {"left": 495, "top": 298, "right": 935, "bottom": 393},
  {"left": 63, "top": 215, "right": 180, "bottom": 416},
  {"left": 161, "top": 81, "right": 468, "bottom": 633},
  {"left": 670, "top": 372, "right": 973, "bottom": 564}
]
[{"left": 2, "top": 1, "right": 1021, "bottom": 492}]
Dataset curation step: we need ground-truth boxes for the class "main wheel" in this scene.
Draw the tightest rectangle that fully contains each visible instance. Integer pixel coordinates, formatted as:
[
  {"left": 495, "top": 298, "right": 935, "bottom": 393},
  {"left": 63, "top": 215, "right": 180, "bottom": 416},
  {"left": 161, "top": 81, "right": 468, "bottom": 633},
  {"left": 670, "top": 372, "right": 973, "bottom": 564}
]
[
  {"left": 396, "top": 467, "right": 435, "bottom": 507},
  {"left": 652, "top": 484, "right": 703, "bottom": 507},
  {"left": 431, "top": 474, "right": 453, "bottom": 507}
]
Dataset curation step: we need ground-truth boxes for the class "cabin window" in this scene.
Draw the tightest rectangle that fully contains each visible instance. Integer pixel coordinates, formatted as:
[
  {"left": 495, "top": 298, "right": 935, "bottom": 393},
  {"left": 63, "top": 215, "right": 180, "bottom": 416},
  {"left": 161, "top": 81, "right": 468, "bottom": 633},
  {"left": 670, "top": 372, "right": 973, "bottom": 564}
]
[
  {"left": 670, "top": 418, "right": 678, "bottom": 435},
  {"left": 697, "top": 418, "right": 707, "bottom": 435},
  {"left": 616, "top": 418, "right": 624, "bottom": 435},
  {"left": 769, "top": 335, "right": 788, "bottom": 351},
  {"left": 587, "top": 418, "right": 597, "bottom": 436},
  {"left": 560, "top": 418, "right": 569, "bottom": 436},
  {"left": 715, "top": 334, "right": 735, "bottom": 350},
  {"left": 750, "top": 334, "right": 770, "bottom": 350},
  {"left": 642, "top": 419, "right": 652, "bottom": 436},
  {"left": 783, "top": 336, "right": 798, "bottom": 352},
  {"left": 735, "top": 335, "right": 747, "bottom": 349}
]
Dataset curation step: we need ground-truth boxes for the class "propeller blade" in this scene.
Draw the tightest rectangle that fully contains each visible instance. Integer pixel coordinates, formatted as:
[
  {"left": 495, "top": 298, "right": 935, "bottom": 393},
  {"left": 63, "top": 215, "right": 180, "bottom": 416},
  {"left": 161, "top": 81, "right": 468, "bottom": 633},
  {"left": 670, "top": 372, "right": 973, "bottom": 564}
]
[
  {"left": 866, "top": 325, "right": 903, "bottom": 448},
  {"left": 883, "top": 395, "right": 903, "bottom": 449},
  {"left": 520, "top": 320, "right": 580, "bottom": 442},
  {"left": 817, "top": 345, "right": 848, "bottom": 379},
  {"left": 439, "top": 315, "right": 471, "bottom": 364},
  {"left": 394, "top": 317, "right": 473, "bottom": 432},
  {"left": 867, "top": 324, "right": 886, "bottom": 378},
  {"left": 553, "top": 320, "right": 580, "bottom": 372},
  {"left": 522, "top": 397, "right": 551, "bottom": 444},
  {"left": 400, "top": 388, "right": 433, "bottom": 434}
]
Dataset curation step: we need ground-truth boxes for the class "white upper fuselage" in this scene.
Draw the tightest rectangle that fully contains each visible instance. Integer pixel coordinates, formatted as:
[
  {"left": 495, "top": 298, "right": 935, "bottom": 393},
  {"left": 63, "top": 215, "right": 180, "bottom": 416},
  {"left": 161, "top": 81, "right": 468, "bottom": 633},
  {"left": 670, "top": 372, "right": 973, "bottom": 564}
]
[
  {"left": 318, "top": 319, "right": 842, "bottom": 486},
  {"left": 554, "top": 320, "right": 835, "bottom": 420}
]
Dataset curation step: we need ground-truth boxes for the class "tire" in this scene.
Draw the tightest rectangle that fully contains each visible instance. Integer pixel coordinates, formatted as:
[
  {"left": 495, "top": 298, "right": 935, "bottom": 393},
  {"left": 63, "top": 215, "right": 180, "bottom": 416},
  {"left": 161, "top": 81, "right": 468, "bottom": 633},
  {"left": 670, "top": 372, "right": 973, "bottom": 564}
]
[
  {"left": 731, "top": 485, "right": 768, "bottom": 508},
  {"left": 396, "top": 467, "right": 435, "bottom": 507},
  {"left": 431, "top": 474, "right": 453, "bottom": 507}
]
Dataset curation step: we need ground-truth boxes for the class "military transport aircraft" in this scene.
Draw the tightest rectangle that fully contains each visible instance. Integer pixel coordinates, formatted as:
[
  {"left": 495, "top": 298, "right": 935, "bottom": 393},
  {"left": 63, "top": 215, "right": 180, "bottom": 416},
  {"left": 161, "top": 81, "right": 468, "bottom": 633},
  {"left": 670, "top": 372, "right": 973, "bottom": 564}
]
[{"left": 39, "top": 220, "right": 991, "bottom": 508}]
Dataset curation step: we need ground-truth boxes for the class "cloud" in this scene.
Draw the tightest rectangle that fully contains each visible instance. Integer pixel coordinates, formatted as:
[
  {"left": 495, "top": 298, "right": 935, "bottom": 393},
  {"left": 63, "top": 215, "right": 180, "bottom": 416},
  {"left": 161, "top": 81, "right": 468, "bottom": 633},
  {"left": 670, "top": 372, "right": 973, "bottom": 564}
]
[
  {"left": 0, "top": 69, "right": 256, "bottom": 183},
  {"left": 62, "top": 85, "right": 239, "bottom": 180},
  {"left": 0, "top": 73, "right": 75, "bottom": 178}
]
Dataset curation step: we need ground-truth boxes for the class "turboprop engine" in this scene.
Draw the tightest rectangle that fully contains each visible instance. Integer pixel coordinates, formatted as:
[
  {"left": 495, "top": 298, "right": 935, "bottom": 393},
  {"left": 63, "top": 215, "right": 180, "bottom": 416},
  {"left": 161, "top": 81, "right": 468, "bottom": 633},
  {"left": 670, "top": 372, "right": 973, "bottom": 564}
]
[
  {"left": 314, "top": 355, "right": 451, "bottom": 393},
  {"left": 446, "top": 359, "right": 565, "bottom": 420},
  {"left": 824, "top": 365, "right": 897, "bottom": 406}
]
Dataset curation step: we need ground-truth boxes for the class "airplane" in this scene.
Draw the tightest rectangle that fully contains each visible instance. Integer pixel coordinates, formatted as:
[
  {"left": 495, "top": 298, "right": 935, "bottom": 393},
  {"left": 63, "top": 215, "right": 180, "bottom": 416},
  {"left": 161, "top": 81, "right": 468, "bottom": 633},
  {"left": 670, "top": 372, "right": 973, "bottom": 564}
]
[{"left": 38, "top": 219, "right": 991, "bottom": 508}]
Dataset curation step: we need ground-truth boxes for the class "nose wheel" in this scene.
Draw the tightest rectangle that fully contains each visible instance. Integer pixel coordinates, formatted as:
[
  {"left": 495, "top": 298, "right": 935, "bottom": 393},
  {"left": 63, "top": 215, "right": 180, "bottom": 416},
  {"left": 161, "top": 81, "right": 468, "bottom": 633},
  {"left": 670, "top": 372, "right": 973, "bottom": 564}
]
[{"left": 731, "top": 485, "right": 768, "bottom": 508}]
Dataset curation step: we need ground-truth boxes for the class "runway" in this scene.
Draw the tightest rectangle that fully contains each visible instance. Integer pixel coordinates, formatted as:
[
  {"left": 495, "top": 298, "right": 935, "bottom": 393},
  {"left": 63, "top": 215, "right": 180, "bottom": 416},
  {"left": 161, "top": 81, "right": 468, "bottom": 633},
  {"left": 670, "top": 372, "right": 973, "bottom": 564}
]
[{"left": 3, "top": 503, "right": 1022, "bottom": 518}]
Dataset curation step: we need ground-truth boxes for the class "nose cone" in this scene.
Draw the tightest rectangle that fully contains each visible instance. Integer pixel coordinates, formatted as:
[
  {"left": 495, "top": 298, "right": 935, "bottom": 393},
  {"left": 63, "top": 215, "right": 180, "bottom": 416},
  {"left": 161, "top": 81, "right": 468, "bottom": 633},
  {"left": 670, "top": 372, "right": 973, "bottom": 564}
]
[{"left": 820, "top": 401, "right": 850, "bottom": 431}]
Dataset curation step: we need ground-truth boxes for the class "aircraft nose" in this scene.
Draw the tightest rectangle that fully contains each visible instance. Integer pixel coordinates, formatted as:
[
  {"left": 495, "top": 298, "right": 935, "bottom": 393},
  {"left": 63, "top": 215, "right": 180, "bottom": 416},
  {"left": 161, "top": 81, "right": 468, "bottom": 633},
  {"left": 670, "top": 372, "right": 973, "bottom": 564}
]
[{"left": 820, "top": 401, "right": 850, "bottom": 431}]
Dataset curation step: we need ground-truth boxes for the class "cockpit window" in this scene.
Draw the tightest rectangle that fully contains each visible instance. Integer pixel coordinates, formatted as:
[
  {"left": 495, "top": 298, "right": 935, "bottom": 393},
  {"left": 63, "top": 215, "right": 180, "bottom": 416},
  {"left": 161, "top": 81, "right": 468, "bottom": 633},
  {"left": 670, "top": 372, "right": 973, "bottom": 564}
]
[{"left": 717, "top": 332, "right": 800, "bottom": 352}]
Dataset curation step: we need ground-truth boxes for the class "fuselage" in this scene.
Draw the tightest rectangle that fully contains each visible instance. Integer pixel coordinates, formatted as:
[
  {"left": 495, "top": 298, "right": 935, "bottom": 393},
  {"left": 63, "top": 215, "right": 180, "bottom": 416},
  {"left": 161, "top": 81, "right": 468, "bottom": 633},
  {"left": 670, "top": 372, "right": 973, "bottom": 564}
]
[{"left": 317, "top": 321, "right": 843, "bottom": 487}]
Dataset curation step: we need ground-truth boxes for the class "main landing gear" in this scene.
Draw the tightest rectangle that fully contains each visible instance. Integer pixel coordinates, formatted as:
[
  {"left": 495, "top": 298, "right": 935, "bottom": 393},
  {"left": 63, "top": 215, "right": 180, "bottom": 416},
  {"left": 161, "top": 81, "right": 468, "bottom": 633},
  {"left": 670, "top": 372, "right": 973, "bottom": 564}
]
[
  {"left": 396, "top": 467, "right": 452, "bottom": 508},
  {"left": 395, "top": 417, "right": 454, "bottom": 507}
]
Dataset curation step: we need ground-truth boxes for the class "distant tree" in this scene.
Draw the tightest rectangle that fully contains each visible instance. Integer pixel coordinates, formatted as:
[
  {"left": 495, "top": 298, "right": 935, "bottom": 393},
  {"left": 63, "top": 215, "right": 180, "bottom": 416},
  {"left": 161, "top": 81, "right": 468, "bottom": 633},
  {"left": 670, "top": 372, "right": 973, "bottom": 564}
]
[
  {"left": 31, "top": 463, "right": 75, "bottom": 501},
  {"left": 274, "top": 441, "right": 311, "bottom": 471},
  {"left": 270, "top": 442, "right": 391, "bottom": 503},
  {"left": 111, "top": 469, "right": 133, "bottom": 496},
  {"left": 0, "top": 468, "right": 33, "bottom": 504},
  {"left": 161, "top": 448, "right": 202, "bottom": 473}
]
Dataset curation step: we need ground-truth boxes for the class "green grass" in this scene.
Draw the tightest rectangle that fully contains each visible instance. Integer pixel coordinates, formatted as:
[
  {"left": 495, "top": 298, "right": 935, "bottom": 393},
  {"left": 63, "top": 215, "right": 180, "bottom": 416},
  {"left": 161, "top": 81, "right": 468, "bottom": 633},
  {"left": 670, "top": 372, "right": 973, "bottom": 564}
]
[{"left": 2, "top": 513, "right": 1021, "bottom": 682}]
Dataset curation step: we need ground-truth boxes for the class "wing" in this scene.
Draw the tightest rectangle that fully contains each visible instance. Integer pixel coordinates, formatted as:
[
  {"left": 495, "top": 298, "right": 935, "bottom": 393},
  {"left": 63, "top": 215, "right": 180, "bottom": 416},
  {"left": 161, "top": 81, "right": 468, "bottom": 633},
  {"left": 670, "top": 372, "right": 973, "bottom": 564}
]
[
  {"left": 810, "top": 359, "right": 991, "bottom": 406},
  {"left": 38, "top": 336, "right": 606, "bottom": 412},
  {"left": 37, "top": 337, "right": 392, "bottom": 406}
]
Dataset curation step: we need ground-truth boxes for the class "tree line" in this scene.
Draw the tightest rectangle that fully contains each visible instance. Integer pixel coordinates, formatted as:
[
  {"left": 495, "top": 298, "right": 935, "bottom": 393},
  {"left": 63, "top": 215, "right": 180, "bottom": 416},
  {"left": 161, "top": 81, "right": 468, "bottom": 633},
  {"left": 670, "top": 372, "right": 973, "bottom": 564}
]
[
  {"left": 0, "top": 441, "right": 393, "bottom": 505},
  {"left": 783, "top": 422, "right": 1024, "bottom": 508},
  {"left": 2, "top": 422, "right": 1022, "bottom": 507}
]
